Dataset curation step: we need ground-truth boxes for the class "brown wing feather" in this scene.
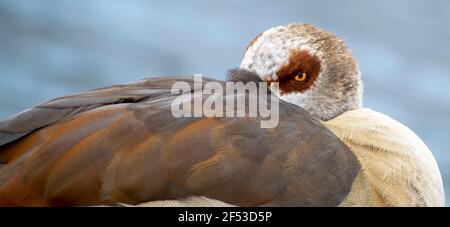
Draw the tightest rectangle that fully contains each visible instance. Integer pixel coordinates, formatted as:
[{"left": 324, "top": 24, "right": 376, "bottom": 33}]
[
  {"left": 0, "top": 76, "right": 360, "bottom": 206},
  {"left": 0, "top": 76, "right": 219, "bottom": 146}
]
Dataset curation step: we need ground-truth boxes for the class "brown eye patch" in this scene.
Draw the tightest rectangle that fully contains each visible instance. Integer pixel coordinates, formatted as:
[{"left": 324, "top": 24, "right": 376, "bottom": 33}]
[{"left": 276, "top": 50, "right": 321, "bottom": 95}]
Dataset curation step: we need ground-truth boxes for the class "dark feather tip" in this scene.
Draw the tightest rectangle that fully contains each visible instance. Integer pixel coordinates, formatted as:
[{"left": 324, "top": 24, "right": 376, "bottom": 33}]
[{"left": 226, "top": 68, "right": 262, "bottom": 83}]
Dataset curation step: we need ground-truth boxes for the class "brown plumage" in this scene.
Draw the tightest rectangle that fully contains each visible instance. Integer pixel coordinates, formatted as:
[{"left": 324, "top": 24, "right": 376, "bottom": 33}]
[{"left": 0, "top": 74, "right": 360, "bottom": 206}]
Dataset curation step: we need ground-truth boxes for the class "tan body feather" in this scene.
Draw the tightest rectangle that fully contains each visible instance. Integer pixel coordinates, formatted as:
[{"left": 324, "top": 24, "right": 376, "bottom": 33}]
[{"left": 324, "top": 108, "right": 445, "bottom": 206}]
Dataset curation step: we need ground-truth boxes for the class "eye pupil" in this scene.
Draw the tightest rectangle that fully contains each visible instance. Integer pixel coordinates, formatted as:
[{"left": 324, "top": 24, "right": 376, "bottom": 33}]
[{"left": 294, "top": 72, "right": 308, "bottom": 81}]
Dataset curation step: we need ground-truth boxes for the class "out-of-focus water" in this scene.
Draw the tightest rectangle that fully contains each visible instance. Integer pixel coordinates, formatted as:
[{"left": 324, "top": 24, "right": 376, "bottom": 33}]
[{"left": 0, "top": 0, "right": 449, "bottom": 205}]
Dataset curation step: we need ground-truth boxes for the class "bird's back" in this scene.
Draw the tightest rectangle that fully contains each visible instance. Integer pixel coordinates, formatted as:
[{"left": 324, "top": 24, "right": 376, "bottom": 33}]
[{"left": 0, "top": 76, "right": 360, "bottom": 207}]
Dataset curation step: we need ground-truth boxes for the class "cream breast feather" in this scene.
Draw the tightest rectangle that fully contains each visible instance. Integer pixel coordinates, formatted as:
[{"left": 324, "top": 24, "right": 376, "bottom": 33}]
[{"left": 323, "top": 108, "right": 445, "bottom": 206}]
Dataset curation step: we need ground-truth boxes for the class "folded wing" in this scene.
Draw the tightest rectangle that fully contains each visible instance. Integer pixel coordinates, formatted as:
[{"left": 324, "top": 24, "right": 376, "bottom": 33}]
[{"left": 0, "top": 76, "right": 360, "bottom": 206}]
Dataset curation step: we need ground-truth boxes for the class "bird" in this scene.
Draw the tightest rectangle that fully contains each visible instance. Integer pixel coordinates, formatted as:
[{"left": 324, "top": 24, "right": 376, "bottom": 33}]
[
  {"left": 0, "top": 23, "right": 445, "bottom": 207},
  {"left": 140, "top": 23, "right": 446, "bottom": 207},
  {"left": 239, "top": 23, "right": 445, "bottom": 206},
  {"left": 0, "top": 71, "right": 360, "bottom": 207}
]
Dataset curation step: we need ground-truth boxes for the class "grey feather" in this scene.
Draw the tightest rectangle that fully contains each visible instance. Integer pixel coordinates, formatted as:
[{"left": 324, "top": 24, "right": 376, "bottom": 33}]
[
  {"left": 226, "top": 68, "right": 262, "bottom": 83},
  {"left": 0, "top": 76, "right": 219, "bottom": 146}
]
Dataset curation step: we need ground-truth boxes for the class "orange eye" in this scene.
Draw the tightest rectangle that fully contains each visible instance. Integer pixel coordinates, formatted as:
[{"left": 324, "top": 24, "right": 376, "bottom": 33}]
[{"left": 294, "top": 72, "right": 308, "bottom": 81}]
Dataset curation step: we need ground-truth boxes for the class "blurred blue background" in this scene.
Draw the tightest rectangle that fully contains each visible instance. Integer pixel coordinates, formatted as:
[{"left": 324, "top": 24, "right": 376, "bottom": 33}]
[{"left": 0, "top": 0, "right": 449, "bottom": 205}]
